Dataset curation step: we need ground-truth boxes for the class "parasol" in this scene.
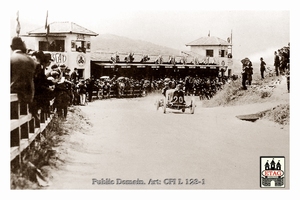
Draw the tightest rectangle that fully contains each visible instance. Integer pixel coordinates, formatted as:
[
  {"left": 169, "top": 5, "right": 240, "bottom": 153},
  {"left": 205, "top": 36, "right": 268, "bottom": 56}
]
[
  {"left": 117, "top": 76, "right": 125, "bottom": 81},
  {"left": 100, "top": 76, "right": 110, "bottom": 79},
  {"left": 241, "top": 57, "right": 250, "bottom": 65},
  {"left": 164, "top": 78, "right": 171, "bottom": 82}
]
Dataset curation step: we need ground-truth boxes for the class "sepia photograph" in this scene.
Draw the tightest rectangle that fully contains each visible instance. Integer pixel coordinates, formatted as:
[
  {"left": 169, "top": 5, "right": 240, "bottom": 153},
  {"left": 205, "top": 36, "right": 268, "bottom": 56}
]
[{"left": 5, "top": 0, "right": 299, "bottom": 198}]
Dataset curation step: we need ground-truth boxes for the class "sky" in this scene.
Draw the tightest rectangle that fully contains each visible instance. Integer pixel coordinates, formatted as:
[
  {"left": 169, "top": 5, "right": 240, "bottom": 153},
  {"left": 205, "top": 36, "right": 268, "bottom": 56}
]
[{"left": 8, "top": 1, "right": 291, "bottom": 65}]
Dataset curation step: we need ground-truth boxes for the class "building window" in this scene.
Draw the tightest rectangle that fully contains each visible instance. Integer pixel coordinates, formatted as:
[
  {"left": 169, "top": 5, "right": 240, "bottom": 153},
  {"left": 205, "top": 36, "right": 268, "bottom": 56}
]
[
  {"left": 39, "top": 40, "right": 65, "bottom": 52},
  {"left": 49, "top": 40, "right": 65, "bottom": 52},
  {"left": 220, "top": 50, "right": 225, "bottom": 57},
  {"left": 86, "top": 41, "right": 91, "bottom": 52},
  {"left": 71, "top": 41, "right": 76, "bottom": 51},
  {"left": 39, "top": 41, "right": 49, "bottom": 51},
  {"left": 72, "top": 40, "right": 87, "bottom": 53},
  {"left": 206, "top": 50, "right": 213, "bottom": 57}
]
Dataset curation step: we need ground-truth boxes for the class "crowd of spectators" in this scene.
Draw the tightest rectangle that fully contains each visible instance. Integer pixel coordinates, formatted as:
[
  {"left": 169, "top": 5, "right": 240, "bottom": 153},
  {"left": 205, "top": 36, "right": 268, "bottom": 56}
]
[
  {"left": 274, "top": 43, "right": 290, "bottom": 93},
  {"left": 239, "top": 43, "right": 290, "bottom": 91},
  {"left": 11, "top": 37, "right": 77, "bottom": 122},
  {"left": 84, "top": 74, "right": 230, "bottom": 101},
  {"left": 10, "top": 37, "right": 233, "bottom": 123},
  {"left": 274, "top": 44, "right": 290, "bottom": 77},
  {"left": 150, "top": 75, "right": 229, "bottom": 100}
]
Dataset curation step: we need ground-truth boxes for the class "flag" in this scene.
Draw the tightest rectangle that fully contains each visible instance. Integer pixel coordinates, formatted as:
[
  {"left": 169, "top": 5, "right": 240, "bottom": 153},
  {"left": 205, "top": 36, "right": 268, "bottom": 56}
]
[
  {"left": 227, "top": 37, "right": 231, "bottom": 43},
  {"left": 45, "top": 11, "right": 50, "bottom": 42},
  {"left": 16, "top": 11, "right": 21, "bottom": 36}
]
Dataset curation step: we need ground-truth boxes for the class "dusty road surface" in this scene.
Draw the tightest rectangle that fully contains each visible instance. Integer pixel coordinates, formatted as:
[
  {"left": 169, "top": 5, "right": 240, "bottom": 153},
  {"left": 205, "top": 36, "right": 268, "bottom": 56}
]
[{"left": 47, "top": 90, "right": 289, "bottom": 190}]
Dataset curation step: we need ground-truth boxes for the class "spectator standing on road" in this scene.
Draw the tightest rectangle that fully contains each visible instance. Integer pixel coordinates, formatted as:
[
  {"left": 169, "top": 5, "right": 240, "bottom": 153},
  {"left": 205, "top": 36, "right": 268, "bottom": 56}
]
[
  {"left": 71, "top": 68, "right": 79, "bottom": 83},
  {"left": 241, "top": 57, "right": 252, "bottom": 90},
  {"left": 260, "top": 57, "right": 266, "bottom": 79},
  {"left": 247, "top": 60, "right": 253, "bottom": 85},
  {"left": 274, "top": 51, "right": 280, "bottom": 76},
  {"left": 280, "top": 48, "right": 288, "bottom": 75},
  {"left": 286, "top": 64, "right": 290, "bottom": 93},
  {"left": 78, "top": 80, "right": 87, "bottom": 105},
  {"left": 87, "top": 76, "right": 95, "bottom": 102},
  {"left": 54, "top": 77, "right": 70, "bottom": 121}
]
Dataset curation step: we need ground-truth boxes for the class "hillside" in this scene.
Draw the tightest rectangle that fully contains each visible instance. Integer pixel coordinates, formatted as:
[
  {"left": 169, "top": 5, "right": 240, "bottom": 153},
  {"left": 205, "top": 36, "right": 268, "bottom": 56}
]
[
  {"left": 91, "top": 34, "right": 181, "bottom": 56},
  {"left": 202, "top": 72, "right": 290, "bottom": 125},
  {"left": 10, "top": 18, "right": 182, "bottom": 57},
  {"left": 11, "top": 20, "right": 275, "bottom": 72}
]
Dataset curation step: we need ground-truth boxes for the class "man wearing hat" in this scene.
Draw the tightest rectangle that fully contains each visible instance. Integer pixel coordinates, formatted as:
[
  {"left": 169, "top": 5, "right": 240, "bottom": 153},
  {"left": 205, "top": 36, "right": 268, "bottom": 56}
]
[
  {"left": 42, "top": 53, "right": 54, "bottom": 76},
  {"left": 30, "top": 51, "right": 55, "bottom": 115},
  {"left": 274, "top": 51, "right": 280, "bottom": 76},
  {"left": 78, "top": 79, "right": 87, "bottom": 105},
  {"left": 260, "top": 57, "right": 266, "bottom": 79},
  {"left": 10, "top": 37, "right": 36, "bottom": 104},
  {"left": 71, "top": 68, "right": 79, "bottom": 83},
  {"left": 59, "top": 64, "right": 67, "bottom": 77}
]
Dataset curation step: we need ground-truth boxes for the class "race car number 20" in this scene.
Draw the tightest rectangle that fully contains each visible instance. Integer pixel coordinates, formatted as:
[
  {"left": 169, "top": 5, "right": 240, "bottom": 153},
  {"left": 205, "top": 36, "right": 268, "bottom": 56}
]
[{"left": 172, "top": 96, "right": 184, "bottom": 103}]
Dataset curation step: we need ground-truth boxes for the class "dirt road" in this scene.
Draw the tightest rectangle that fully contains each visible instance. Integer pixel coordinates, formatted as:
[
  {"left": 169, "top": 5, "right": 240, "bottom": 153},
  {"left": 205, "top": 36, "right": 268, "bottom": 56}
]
[{"left": 46, "top": 87, "right": 289, "bottom": 190}]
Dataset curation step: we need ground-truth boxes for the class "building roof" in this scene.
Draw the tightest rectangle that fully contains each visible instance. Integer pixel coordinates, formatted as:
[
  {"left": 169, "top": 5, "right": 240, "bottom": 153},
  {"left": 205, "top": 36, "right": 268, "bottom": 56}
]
[
  {"left": 27, "top": 21, "right": 98, "bottom": 36},
  {"left": 186, "top": 36, "right": 231, "bottom": 46}
]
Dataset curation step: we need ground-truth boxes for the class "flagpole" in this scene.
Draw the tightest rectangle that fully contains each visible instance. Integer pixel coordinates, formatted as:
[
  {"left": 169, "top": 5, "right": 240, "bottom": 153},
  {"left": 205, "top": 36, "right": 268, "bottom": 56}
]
[
  {"left": 45, "top": 10, "right": 48, "bottom": 29},
  {"left": 16, "top": 11, "right": 21, "bottom": 37},
  {"left": 45, "top": 10, "right": 49, "bottom": 43}
]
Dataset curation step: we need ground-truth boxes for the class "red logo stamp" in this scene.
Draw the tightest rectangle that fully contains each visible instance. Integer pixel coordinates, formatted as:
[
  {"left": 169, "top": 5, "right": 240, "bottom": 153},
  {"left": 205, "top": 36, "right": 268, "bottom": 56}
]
[{"left": 260, "top": 156, "right": 285, "bottom": 188}]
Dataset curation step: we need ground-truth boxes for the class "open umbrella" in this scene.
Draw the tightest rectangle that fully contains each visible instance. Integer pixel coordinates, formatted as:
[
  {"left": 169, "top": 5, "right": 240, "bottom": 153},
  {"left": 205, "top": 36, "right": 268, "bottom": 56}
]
[
  {"left": 100, "top": 76, "right": 109, "bottom": 79},
  {"left": 117, "top": 76, "right": 125, "bottom": 81},
  {"left": 241, "top": 57, "right": 250, "bottom": 65},
  {"left": 164, "top": 78, "right": 171, "bottom": 82}
]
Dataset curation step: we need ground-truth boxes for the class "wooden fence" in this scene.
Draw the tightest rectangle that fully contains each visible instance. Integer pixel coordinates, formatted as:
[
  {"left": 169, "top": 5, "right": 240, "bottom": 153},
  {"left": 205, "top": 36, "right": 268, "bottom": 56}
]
[{"left": 10, "top": 93, "right": 56, "bottom": 166}]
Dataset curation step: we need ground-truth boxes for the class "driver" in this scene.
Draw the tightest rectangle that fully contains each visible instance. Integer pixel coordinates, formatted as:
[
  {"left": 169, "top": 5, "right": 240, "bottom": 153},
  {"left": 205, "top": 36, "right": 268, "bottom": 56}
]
[
  {"left": 163, "top": 79, "right": 185, "bottom": 104},
  {"left": 170, "top": 81, "right": 185, "bottom": 104}
]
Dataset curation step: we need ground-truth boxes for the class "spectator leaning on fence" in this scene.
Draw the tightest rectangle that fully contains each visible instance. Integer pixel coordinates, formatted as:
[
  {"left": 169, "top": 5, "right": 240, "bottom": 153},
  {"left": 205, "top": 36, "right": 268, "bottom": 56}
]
[
  {"left": 30, "top": 51, "right": 55, "bottom": 115},
  {"left": 10, "top": 37, "right": 36, "bottom": 105}
]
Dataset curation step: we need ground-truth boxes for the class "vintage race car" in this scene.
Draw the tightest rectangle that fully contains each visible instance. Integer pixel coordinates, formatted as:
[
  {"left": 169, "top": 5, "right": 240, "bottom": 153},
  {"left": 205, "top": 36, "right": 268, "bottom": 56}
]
[{"left": 156, "top": 89, "right": 195, "bottom": 114}]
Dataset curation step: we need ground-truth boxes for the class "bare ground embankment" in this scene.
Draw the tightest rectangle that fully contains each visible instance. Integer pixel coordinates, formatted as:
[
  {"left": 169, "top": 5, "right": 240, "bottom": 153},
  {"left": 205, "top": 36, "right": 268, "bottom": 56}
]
[{"left": 43, "top": 75, "right": 289, "bottom": 189}]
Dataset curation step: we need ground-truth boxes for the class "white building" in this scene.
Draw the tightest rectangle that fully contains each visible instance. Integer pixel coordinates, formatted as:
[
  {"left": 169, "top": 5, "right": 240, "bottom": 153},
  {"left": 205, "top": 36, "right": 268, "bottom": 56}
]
[
  {"left": 25, "top": 21, "right": 98, "bottom": 79},
  {"left": 185, "top": 35, "right": 233, "bottom": 74}
]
